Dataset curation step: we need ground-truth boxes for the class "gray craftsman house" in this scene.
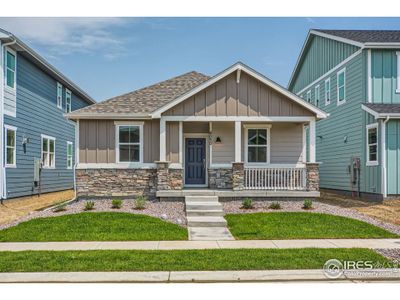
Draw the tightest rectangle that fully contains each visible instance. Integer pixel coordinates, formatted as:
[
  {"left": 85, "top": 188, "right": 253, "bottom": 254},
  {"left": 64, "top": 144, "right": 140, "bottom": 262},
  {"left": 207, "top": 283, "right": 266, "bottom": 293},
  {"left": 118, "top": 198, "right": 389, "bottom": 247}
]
[{"left": 67, "top": 62, "right": 327, "bottom": 200}]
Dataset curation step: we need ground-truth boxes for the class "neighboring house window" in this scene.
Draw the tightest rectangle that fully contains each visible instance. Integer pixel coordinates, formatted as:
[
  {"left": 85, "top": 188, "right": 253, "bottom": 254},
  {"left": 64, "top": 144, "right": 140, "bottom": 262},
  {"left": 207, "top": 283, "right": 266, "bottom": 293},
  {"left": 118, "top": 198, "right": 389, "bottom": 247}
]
[
  {"left": 315, "top": 85, "right": 320, "bottom": 107},
  {"left": 325, "top": 78, "right": 331, "bottom": 105},
  {"left": 57, "top": 83, "right": 63, "bottom": 109},
  {"left": 5, "top": 125, "right": 17, "bottom": 167},
  {"left": 41, "top": 135, "right": 55, "bottom": 168},
  {"left": 396, "top": 51, "right": 400, "bottom": 93},
  {"left": 337, "top": 68, "right": 346, "bottom": 105},
  {"left": 245, "top": 125, "right": 271, "bottom": 164},
  {"left": 5, "top": 49, "right": 16, "bottom": 89},
  {"left": 306, "top": 90, "right": 311, "bottom": 103},
  {"left": 366, "top": 124, "right": 378, "bottom": 166},
  {"left": 116, "top": 124, "right": 143, "bottom": 163},
  {"left": 67, "top": 141, "right": 73, "bottom": 169},
  {"left": 65, "top": 89, "right": 72, "bottom": 113}
]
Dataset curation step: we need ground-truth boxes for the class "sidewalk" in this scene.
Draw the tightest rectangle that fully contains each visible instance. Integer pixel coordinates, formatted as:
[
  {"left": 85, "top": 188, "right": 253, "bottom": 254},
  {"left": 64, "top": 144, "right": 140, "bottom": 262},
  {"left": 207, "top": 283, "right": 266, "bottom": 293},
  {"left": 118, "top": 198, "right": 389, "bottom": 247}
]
[{"left": 0, "top": 238, "right": 399, "bottom": 251}]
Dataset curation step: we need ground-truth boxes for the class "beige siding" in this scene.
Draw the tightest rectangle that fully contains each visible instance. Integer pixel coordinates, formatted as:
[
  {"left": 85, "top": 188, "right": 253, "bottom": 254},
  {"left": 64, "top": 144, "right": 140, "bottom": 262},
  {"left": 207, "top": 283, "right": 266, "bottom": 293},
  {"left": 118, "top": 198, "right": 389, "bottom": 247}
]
[
  {"left": 163, "top": 72, "right": 314, "bottom": 117},
  {"left": 270, "top": 123, "right": 303, "bottom": 164},
  {"left": 183, "top": 122, "right": 209, "bottom": 133},
  {"left": 211, "top": 122, "right": 235, "bottom": 164},
  {"left": 166, "top": 122, "right": 179, "bottom": 163}
]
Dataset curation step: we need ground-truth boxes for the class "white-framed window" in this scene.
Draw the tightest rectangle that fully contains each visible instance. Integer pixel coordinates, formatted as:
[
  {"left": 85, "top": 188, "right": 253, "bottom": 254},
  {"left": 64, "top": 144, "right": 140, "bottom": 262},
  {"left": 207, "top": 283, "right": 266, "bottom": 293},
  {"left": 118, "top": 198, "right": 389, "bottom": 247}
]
[
  {"left": 5, "top": 48, "right": 16, "bottom": 90},
  {"left": 306, "top": 90, "right": 312, "bottom": 103},
  {"left": 67, "top": 141, "right": 73, "bottom": 169},
  {"left": 65, "top": 89, "right": 72, "bottom": 113},
  {"left": 5, "top": 125, "right": 17, "bottom": 167},
  {"left": 244, "top": 125, "right": 271, "bottom": 164},
  {"left": 396, "top": 51, "right": 400, "bottom": 93},
  {"left": 337, "top": 68, "right": 346, "bottom": 105},
  {"left": 366, "top": 123, "right": 378, "bottom": 166},
  {"left": 325, "top": 78, "right": 331, "bottom": 105},
  {"left": 116, "top": 123, "right": 143, "bottom": 163},
  {"left": 57, "top": 83, "right": 63, "bottom": 109},
  {"left": 41, "top": 134, "right": 55, "bottom": 168},
  {"left": 315, "top": 85, "right": 320, "bottom": 107}
]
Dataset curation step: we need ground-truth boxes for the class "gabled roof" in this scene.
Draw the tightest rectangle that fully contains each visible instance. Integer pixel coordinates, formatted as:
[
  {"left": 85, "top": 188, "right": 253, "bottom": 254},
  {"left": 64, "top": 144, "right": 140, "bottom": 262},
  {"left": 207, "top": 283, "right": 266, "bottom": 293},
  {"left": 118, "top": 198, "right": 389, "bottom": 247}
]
[{"left": 362, "top": 103, "right": 400, "bottom": 118}]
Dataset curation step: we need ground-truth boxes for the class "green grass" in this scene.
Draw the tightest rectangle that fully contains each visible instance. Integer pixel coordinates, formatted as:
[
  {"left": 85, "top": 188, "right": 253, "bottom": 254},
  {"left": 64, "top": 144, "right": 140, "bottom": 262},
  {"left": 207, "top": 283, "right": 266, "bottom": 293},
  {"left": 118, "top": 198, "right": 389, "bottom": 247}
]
[
  {"left": 0, "top": 248, "right": 391, "bottom": 272},
  {"left": 0, "top": 212, "right": 187, "bottom": 242},
  {"left": 225, "top": 212, "right": 398, "bottom": 240}
]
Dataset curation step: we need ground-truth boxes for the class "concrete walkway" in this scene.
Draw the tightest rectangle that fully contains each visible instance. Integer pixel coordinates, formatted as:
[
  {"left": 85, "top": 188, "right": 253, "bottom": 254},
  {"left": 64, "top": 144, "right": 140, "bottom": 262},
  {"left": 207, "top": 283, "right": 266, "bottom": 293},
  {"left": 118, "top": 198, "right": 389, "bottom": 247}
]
[
  {"left": 0, "top": 269, "right": 399, "bottom": 283},
  {"left": 0, "top": 238, "right": 399, "bottom": 251}
]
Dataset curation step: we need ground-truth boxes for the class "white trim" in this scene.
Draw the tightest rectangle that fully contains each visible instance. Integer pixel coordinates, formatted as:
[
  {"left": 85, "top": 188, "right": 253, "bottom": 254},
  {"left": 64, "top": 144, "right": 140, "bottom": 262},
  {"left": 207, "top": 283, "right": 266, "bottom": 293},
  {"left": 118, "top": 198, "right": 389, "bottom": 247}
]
[
  {"left": 115, "top": 123, "right": 143, "bottom": 164},
  {"left": 76, "top": 163, "right": 156, "bottom": 169},
  {"left": 75, "top": 120, "right": 79, "bottom": 164},
  {"left": 295, "top": 49, "right": 362, "bottom": 96},
  {"left": 4, "top": 124, "right": 17, "bottom": 168},
  {"left": 183, "top": 134, "right": 209, "bottom": 188},
  {"left": 244, "top": 125, "right": 271, "bottom": 165},
  {"left": 161, "top": 116, "right": 316, "bottom": 122},
  {"left": 244, "top": 163, "right": 306, "bottom": 168},
  {"left": 209, "top": 163, "right": 232, "bottom": 169},
  {"left": 41, "top": 134, "right": 56, "bottom": 169},
  {"left": 65, "top": 89, "right": 72, "bottom": 113},
  {"left": 178, "top": 121, "right": 183, "bottom": 164},
  {"left": 314, "top": 85, "right": 320, "bottom": 107},
  {"left": 361, "top": 104, "right": 400, "bottom": 119},
  {"left": 306, "top": 90, "right": 311, "bottom": 103},
  {"left": 151, "top": 62, "right": 327, "bottom": 119},
  {"left": 368, "top": 50, "right": 372, "bottom": 101},
  {"left": 67, "top": 113, "right": 153, "bottom": 120},
  {"left": 66, "top": 141, "right": 73, "bottom": 169},
  {"left": 396, "top": 51, "right": 400, "bottom": 94},
  {"left": 310, "top": 30, "right": 365, "bottom": 48},
  {"left": 337, "top": 68, "right": 346, "bottom": 106},
  {"left": 309, "top": 118, "right": 316, "bottom": 163},
  {"left": 114, "top": 121, "right": 144, "bottom": 126},
  {"left": 366, "top": 123, "right": 379, "bottom": 166},
  {"left": 234, "top": 121, "right": 241, "bottom": 163},
  {"left": 302, "top": 124, "right": 306, "bottom": 163},
  {"left": 324, "top": 78, "right": 331, "bottom": 106},
  {"left": 160, "top": 118, "right": 166, "bottom": 161},
  {"left": 57, "top": 82, "right": 63, "bottom": 109}
]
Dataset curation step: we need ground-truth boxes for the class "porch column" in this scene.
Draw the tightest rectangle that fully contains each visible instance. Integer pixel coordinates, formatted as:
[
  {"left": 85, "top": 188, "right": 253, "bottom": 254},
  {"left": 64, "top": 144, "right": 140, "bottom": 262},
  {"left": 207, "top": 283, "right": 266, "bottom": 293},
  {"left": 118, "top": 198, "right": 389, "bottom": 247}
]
[
  {"left": 178, "top": 121, "right": 183, "bottom": 165},
  {"left": 309, "top": 118, "right": 316, "bottom": 163},
  {"left": 234, "top": 121, "right": 241, "bottom": 162},
  {"left": 159, "top": 118, "right": 166, "bottom": 161}
]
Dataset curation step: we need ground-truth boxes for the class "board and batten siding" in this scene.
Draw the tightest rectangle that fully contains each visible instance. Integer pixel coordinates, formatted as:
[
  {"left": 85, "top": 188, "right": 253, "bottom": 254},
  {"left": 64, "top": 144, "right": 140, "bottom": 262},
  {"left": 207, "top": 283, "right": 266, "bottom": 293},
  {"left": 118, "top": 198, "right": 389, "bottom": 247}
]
[
  {"left": 386, "top": 120, "right": 400, "bottom": 195},
  {"left": 4, "top": 53, "right": 89, "bottom": 198},
  {"left": 290, "top": 35, "right": 360, "bottom": 94},
  {"left": 162, "top": 72, "right": 313, "bottom": 117}
]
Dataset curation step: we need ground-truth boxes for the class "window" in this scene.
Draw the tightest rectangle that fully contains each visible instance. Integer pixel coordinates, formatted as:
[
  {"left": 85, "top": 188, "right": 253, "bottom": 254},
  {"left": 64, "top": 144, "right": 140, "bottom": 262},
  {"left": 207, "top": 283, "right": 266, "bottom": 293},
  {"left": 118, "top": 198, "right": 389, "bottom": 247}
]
[
  {"left": 366, "top": 124, "right": 378, "bottom": 166},
  {"left": 116, "top": 124, "right": 143, "bottom": 163},
  {"left": 57, "top": 83, "right": 63, "bottom": 109},
  {"left": 396, "top": 51, "right": 400, "bottom": 93},
  {"left": 5, "top": 49, "right": 16, "bottom": 89},
  {"left": 245, "top": 125, "right": 270, "bottom": 164},
  {"left": 65, "top": 89, "right": 72, "bottom": 113},
  {"left": 337, "top": 68, "right": 346, "bottom": 105},
  {"left": 5, "top": 125, "right": 17, "bottom": 167},
  {"left": 67, "top": 141, "right": 73, "bottom": 169},
  {"left": 315, "top": 85, "right": 320, "bottom": 107},
  {"left": 306, "top": 90, "right": 311, "bottom": 103},
  {"left": 325, "top": 78, "right": 331, "bottom": 105},
  {"left": 41, "top": 135, "right": 55, "bottom": 168}
]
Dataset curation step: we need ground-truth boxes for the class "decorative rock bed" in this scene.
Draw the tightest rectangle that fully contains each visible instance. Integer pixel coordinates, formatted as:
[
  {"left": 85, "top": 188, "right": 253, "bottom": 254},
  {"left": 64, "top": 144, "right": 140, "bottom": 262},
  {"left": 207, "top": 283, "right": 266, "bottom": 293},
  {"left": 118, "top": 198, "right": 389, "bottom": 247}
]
[{"left": 0, "top": 199, "right": 186, "bottom": 231}]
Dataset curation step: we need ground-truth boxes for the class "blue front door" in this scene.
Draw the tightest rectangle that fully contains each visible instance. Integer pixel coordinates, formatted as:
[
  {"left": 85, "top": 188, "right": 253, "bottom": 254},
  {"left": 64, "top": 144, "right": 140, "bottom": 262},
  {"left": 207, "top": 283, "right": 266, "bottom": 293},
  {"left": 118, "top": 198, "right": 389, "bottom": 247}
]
[{"left": 185, "top": 138, "right": 206, "bottom": 185}]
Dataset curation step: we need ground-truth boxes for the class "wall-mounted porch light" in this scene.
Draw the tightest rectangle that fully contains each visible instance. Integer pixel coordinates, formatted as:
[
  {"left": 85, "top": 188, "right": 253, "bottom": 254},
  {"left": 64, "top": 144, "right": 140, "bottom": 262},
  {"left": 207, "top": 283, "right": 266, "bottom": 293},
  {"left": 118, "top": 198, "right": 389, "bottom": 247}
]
[{"left": 215, "top": 136, "right": 222, "bottom": 144}]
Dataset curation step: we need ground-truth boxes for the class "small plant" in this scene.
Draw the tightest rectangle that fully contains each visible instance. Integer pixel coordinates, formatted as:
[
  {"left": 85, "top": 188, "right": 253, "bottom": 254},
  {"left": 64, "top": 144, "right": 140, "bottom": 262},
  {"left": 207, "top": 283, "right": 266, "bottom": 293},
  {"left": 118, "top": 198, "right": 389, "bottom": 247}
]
[
  {"left": 268, "top": 202, "right": 281, "bottom": 210},
  {"left": 241, "top": 197, "right": 253, "bottom": 209},
  {"left": 53, "top": 204, "right": 67, "bottom": 213},
  {"left": 111, "top": 199, "right": 123, "bottom": 209},
  {"left": 302, "top": 199, "right": 313, "bottom": 210},
  {"left": 84, "top": 201, "right": 95, "bottom": 211},
  {"left": 134, "top": 196, "right": 147, "bottom": 210}
]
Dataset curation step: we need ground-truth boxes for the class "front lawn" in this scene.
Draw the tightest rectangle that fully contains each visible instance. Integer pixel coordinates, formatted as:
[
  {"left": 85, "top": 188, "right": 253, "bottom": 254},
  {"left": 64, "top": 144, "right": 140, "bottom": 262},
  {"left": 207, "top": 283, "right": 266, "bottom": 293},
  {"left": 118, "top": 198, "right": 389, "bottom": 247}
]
[
  {"left": 0, "top": 248, "right": 391, "bottom": 272},
  {"left": 0, "top": 212, "right": 187, "bottom": 242},
  {"left": 225, "top": 212, "right": 398, "bottom": 240}
]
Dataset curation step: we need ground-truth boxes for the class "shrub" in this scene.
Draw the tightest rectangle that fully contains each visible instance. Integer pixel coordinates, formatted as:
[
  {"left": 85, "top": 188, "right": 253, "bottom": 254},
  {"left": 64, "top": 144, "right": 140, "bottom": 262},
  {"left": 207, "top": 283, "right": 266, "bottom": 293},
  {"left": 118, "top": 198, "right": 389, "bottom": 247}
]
[
  {"left": 84, "top": 201, "right": 95, "bottom": 211},
  {"left": 53, "top": 204, "right": 67, "bottom": 213},
  {"left": 241, "top": 197, "right": 253, "bottom": 209},
  {"left": 134, "top": 196, "right": 147, "bottom": 210},
  {"left": 111, "top": 199, "right": 123, "bottom": 209},
  {"left": 302, "top": 199, "right": 313, "bottom": 210},
  {"left": 268, "top": 202, "right": 281, "bottom": 210}
]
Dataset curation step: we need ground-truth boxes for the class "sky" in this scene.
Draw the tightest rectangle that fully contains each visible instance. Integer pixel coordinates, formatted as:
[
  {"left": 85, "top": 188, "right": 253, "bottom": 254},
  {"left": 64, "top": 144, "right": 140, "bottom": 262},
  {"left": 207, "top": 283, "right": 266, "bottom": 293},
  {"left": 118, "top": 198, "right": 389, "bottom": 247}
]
[{"left": 0, "top": 17, "right": 399, "bottom": 102}]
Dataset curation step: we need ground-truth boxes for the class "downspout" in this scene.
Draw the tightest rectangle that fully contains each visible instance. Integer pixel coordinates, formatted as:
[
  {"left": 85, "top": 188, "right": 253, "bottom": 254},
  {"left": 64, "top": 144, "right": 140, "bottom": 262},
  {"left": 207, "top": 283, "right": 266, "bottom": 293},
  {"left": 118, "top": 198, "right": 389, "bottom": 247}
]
[
  {"left": 0, "top": 38, "right": 16, "bottom": 201},
  {"left": 381, "top": 116, "right": 390, "bottom": 199}
]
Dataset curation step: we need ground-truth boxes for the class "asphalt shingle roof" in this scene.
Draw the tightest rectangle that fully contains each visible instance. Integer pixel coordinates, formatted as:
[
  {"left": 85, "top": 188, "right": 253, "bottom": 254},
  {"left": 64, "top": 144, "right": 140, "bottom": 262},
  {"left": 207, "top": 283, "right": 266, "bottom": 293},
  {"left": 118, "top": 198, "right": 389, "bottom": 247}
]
[
  {"left": 364, "top": 103, "right": 400, "bottom": 114},
  {"left": 314, "top": 29, "right": 400, "bottom": 44},
  {"left": 71, "top": 71, "right": 210, "bottom": 115}
]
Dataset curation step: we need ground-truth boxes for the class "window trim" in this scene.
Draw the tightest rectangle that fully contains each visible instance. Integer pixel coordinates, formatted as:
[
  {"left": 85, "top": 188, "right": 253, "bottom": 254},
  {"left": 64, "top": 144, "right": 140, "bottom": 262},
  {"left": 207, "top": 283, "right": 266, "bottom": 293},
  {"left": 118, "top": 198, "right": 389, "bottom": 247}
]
[
  {"left": 337, "top": 68, "right": 346, "bottom": 105},
  {"left": 115, "top": 122, "right": 144, "bottom": 164},
  {"left": 306, "top": 90, "right": 311, "bottom": 103},
  {"left": 41, "top": 134, "right": 56, "bottom": 169},
  {"left": 65, "top": 89, "right": 72, "bottom": 113},
  {"left": 366, "top": 123, "right": 379, "bottom": 167},
  {"left": 4, "top": 125, "right": 17, "bottom": 168},
  {"left": 57, "top": 82, "right": 63, "bottom": 109},
  {"left": 396, "top": 51, "right": 400, "bottom": 94},
  {"left": 244, "top": 124, "right": 271, "bottom": 165},
  {"left": 315, "top": 84, "right": 320, "bottom": 107},
  {"left": 5, "top": 47, "right": 17, "bottom": 91},
  {"left": 66, "top": 141, "right": 73, "bottom": 169},
  {"left": 324, "top": 78, "right": 331, "bottom": 106}
]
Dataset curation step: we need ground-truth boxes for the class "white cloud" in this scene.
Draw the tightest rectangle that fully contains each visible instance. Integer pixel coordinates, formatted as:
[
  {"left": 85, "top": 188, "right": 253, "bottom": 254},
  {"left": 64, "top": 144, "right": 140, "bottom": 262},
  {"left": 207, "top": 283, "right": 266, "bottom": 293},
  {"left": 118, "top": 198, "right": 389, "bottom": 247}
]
[{"left": 0, "top": 17, "right": 129, "bottom": 59}]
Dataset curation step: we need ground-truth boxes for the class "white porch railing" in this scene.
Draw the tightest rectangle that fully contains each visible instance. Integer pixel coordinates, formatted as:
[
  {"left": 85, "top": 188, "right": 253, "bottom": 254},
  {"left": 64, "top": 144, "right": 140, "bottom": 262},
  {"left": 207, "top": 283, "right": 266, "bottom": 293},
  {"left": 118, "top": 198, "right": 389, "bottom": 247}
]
[{"left": 244, "top": 167, "right": 307, "bottom": 190}]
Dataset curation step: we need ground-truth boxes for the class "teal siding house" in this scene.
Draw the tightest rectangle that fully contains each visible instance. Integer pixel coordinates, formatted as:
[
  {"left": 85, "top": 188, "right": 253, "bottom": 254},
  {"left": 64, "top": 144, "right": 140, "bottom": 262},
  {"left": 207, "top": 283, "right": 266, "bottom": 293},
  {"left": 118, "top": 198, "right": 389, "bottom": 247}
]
[
  {"left": 289, "top": 29, "right": 400, "bottom": 200},
  {"left": 0, "top": 28, "right": 95, "bottom": 200}
]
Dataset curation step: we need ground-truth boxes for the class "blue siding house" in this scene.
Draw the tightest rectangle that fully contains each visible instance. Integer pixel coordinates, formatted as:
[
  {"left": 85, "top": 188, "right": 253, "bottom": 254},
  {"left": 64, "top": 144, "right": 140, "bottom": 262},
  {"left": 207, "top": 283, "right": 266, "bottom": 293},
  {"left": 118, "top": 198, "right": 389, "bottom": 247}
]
[
  {"left": 289, "top": 29, "right": 400, "bottom": 201},
  {"left": 0, "top": 28, "right": 95, "bottom": 200}
]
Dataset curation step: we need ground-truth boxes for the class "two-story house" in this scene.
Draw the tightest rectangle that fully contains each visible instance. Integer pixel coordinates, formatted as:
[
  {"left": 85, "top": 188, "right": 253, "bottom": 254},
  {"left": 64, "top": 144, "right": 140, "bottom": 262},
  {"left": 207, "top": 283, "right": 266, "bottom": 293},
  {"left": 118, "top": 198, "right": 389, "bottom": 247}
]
[
  {"left": 289, "top": 29, "right": 400, "bottom": 201},
  {"left": 0, "top": 28, "right": 95, "bottom": 200}
]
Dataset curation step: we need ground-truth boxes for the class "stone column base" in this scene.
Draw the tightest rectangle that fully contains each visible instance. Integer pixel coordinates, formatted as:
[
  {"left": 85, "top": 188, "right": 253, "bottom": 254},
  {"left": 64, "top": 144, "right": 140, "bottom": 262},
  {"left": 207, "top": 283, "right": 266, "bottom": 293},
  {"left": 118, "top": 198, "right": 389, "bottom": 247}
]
[
  {"left": 306, "top": 163, "right": 320, "bottom": 191},
  {"left": 232, "top": 162, "right": 245, "bottom": 191},
  {"left": 155, "top": 161, "right": 183, "bottom": 191}
]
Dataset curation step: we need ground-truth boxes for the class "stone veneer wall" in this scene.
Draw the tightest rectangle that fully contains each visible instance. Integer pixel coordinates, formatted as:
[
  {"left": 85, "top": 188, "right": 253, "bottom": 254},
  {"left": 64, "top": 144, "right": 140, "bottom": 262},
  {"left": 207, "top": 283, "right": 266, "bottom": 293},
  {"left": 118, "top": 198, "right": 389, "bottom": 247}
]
[
  {"left": 208, "top": 168, "right": 233, "bottom": 189},
  {"left": 306, "top": 163, "right": 320, "bottom": 191},
  {"left": 168, "top": 168, "right": 184, "bottom": 190},
  {"left": 232, "top": 162, "right": 245, "bottom": 191}
]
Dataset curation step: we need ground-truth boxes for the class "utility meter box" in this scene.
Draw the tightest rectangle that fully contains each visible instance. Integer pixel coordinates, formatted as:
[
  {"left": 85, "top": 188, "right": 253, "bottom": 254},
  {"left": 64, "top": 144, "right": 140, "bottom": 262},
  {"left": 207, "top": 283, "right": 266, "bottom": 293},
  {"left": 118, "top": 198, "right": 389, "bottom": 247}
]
[{"left": 33, "top": 158, "right": 41, "bottom": 184}]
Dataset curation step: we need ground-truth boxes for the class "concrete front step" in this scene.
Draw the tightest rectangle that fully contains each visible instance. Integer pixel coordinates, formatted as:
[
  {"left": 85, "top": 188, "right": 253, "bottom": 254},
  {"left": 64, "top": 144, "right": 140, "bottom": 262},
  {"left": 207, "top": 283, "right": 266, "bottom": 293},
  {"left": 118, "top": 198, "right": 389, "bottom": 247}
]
[
  {"left": 188, "top": 227, "right": 234, "bottom": 241},
  {"left": 185, "top": 202, "right": 223, "bottom": 210},
  {"left": 186, "top": 209, "right": 224, "bottom": 217},
  {"left": 185, "top": 196, "right": 219, "bottom": 203},
  {"left": 187, "top": 216, "right": 227, "bottom": 227}
]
